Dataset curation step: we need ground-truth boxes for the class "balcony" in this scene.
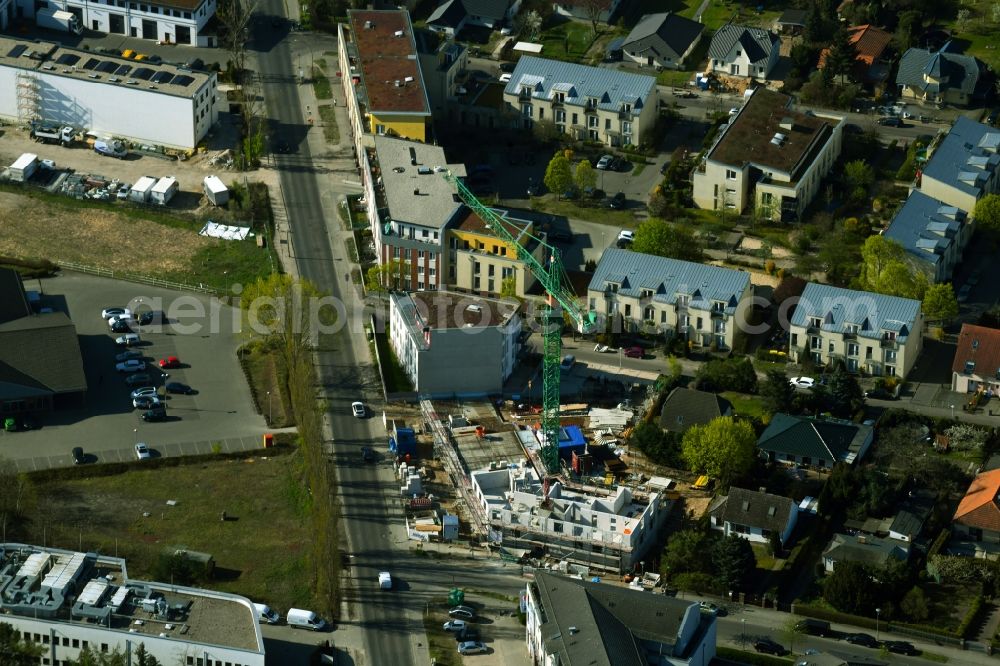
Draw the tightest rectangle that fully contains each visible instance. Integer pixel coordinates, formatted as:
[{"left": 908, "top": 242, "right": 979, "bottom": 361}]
[
  {"left": 880, "top": 338, "right": 898, "bottom": 350},
  {"left": 710, "top": 308, "right": 725, "bottom": 318},
  {"left": 843, "top": 329, "right": 857, "bottom": 340}
]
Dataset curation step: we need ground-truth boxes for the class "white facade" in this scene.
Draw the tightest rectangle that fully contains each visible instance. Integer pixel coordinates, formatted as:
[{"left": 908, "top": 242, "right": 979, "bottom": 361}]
[{"left": 0, "top": 36, "right": 218, "bottom": 149}]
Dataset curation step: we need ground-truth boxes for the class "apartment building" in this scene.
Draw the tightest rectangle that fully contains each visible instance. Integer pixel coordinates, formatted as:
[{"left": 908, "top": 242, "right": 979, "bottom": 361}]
[
  {"left": 471, "top": 465, "right": 670, "bottom": 571},
  {"left": 16, "top": 0, "right": 218, "bottom": 45},
  {"left": 416, "top": 37, "right": 467, "bottom": 119},
  {"left": 447, "top": 206, "right": 544, "bottom": 298},
  {"left": 0, "top": 543, "right": 264, "bottom": 666},
  {"left": 502, "top": 56, "right": 658, "bottom": 147},
  {"left": 884, "top": 190, "right": 972, "bottom": 283},
  {"left": 587, "top": 248, "right": 752, "bottom": 350},
  {"left": 917, "top": 116, "right": 1000, "bottom": 213},
  {"left": 388, "top": 290, "right": 520, "bottom": 395},
  {"left": 788, "top": 283, "right": 924, "bottom": 378},
  {"left": 692, "top": 87, "right": 844, "bottom": 221}
]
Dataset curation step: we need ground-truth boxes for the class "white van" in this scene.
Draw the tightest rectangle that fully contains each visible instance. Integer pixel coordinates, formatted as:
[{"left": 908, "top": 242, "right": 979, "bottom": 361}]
[
  {"left": 286, "top": 607, "right": 326, "bottom": 631},
  {"left": 253, "top": 603, "right": 280, "bottom": 624}
]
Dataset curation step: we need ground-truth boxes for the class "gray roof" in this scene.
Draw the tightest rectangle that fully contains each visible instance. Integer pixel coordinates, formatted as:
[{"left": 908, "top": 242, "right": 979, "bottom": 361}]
[
  {"left": 0, "top": 312, "right": 87, "bottom": 397},
  {"left": 0, "top": 269, "right": 31, "bottom": 325},
  {"left": 427, "top": 0, "right": 512, "bottom": 27},
  {"left": 884, "top": 190, "right": 967, "bottom": 269},
  {"left": 659, "top": 387, "right": 732, "bottom": 433},
  {"left": 588, "top": 248, "right": 750, "bottom": 315},
  {"left": 776, "top": 8, "right": 809, "bottom": 26},
  {"left": 622, "top": 13, "right": 704, "bottom": 62},
  {"left": 757, "top": 414, "right": 873, "bottom": 465},
  {"left": 896, "top": 46, "right": 987, "bottom": 97},
  {"left": 921, "top": 116, "right": 1000, "bottom": 200},
  {"left": 707, "top": 24, "right": 780, "bottom": 65},
  {"left": 712, "top": 487, "right": 795, "bottom": 535},
  {"left": 889, "top": 492, "right": 933, "bottom": 538},
  {"left": 790, "top": 283, "right": 921, "bottom": 342},
  {"left": 504, "top": 56, "right": 656, "bottom": 113},
  {"left": 532, "top": 571, "right": 706, "bottom": 665},
  {"left": 373, "top": 136, "right": 467, "bottom": 230},
  {"left": 823, "top": 533, "right": 909, "bottom": 568}
]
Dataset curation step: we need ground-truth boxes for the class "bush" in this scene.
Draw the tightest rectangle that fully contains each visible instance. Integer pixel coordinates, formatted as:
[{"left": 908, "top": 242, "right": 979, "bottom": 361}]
[
  {"left": 672, "top": 572, "right": 723, "bottom": 595},
  {"left": 957, "top": 595, "right": 985, "bottom": 639},
  {"left": 696, "top": 357, "right": 758, "bottom": 393}
]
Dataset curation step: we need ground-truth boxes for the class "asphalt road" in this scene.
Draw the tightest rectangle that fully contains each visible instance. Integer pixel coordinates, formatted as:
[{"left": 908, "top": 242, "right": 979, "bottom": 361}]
[{"left": 249, "top": 9, "right": 415, "bottom": 666}]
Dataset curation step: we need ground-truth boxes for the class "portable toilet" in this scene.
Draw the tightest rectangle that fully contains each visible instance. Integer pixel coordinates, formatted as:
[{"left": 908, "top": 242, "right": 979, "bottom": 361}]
[
  {"left": 203, "top": 175, "right": 229, "bottom": 206},
  {"left": 129, "top": 175, "right": 157, "bottom": 203},
  {"left": 151, "top": 176, "right": 179, "bottom": 205}
]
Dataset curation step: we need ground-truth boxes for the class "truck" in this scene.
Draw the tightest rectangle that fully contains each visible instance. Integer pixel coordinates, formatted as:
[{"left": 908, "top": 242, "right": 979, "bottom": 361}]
[
  {"left": 378, "top": 571, "right": 392, "bottom": 590},
  {"left": 94, "top": 139, "right": 128, "bottom": 159},
  {"left": 36, "top": 8, "right": 83, "bottom": 35},
  {"left": 286, "top": 608, "right": 327, "bottom": 631},
  {"left": 30, "top": 122, "right": 75, "bottom": 147},
  {"left": 9, "top": 153, "right": 39, "bottom": 183}
]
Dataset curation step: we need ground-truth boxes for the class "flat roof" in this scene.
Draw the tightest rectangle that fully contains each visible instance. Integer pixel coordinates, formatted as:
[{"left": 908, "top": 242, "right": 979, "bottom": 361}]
[
  {"left": 409, "top": 290, "right": 519, "bottom": 330},
  {"left": 0, "top": 544, "right": 262, "bottom": 654},
  {"left": 374, "top": 135, "right": 465, "bottom": 228},
  {"left": 348, "top": 10, "right": 431, "bottom": 115},
  {"left": 0, "top": 36, "right": 213, "bottom": 100}
]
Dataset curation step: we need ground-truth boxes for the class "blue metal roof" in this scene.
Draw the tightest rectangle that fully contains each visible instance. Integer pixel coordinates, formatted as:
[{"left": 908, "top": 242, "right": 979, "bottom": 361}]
[
  {"left": 504, "top": 56, "right": 656, "bottom": 112},
  {"left": 884, "top": 190, "right": 966, "bottom": 268},
  {"left": 588, "top": 248, "right": 750, "bottom": 314},
  {"left": 791, "top": 283, "right": 921, "bottom": 341},
  {"left": 921, "top": 116, "right": 1000, "bottom": 199}
]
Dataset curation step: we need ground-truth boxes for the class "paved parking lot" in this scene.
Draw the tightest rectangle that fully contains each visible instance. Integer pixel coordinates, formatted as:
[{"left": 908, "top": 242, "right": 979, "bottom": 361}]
[{"left": 2, "top": 272, "right": 269, "bottom": 466}]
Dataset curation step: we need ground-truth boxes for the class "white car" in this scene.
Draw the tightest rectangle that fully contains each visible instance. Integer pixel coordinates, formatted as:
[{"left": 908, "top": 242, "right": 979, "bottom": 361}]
[
  {"left": 378, "top": 571, "right": 392, "bottom": 589},
  {"left": 617, "top": 229, "right": 635, "bottom": 243},
  {"left": 351, "top": 401, "right": 365, "bottom": 418},
  {"left": 115, "top": 359, "right": 145, "bottom": 373},
  {"left": 789, "top": 376, "right": 815, "bottom": 389},
  {"left": 115, "top": 333, "right": 141, "bottom": 346},
  {"left": 499, "top": 73, "right": 511, "bottom": 83},
  {"left": 131, "top": 386, "right": 157, "bottom": 399},
  {"left": 108, "top": 314, "right": 133, "bottom": 328},
  {"left": 101, "top": 307, "right": 131, "bottom": 320},
  {"left": 443, "top": 620, "right": 467, "bottom": 633},
  {"left": 134, "top": 443, "right": 151, "bottom": 460},
  {"left": 596, "top": 154, "right": 614, "bottom": 170}
]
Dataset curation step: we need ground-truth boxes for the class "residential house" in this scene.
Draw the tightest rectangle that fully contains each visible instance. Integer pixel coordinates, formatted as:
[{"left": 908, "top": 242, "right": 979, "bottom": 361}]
[
  {"left": 446, "top": 206, "right": 545, "bottom": 298},
  {"left": 388, "top": 290, "right": 521, "bottom": 395},
  {"left": 787, "top": 283, "right": 924, "bottom": 377},
  {"left": 883, "top": 190, "right": 972, "bottom": 283},
  {"left": 621, "top": 12, "right": 705, "bottom": 70},
  {"left": 0, "top": 268, "right": 86, "bottom": 419},
  {"left": 526, "top": 572, "right": 717, "bottom": 666},
  {"left": 658, "top": 387, "right": 732, "bottom": 434},
  {"left": 757, "top": 414, "right": 875, "bottom": 468},
  {"left": 426, "top": 0, "right": 521, "bottom": 37},
  {"left": 952, "top": 324, "right": 1000, "bottom": 394},
  {"left": 896, "top": 42, "right": 994, "bottom": 107},
  {"left": 551, "top": 0, "right": 622, "bottom": 24},
  {"left": 708, "top": 487, "right": 798, "bottom": 546},
  {"left": 706, "top": 23, "right": 781, "bottom": 79},
  {"left": 889, "top": 498, "right": 933, "bottom": 543},
  {"left": 818, "top": 24, "right": 892, "bottom": 86},
  {"left": 773, "top": 8, "right": 809, "bottom": 34},
  {"left": 45, "top": 0, "right": 220, "bottom": 46},
  {"left": 917, "top": 116, "right": 1000, "bottom": 213},
  {"left": 692, "top": 87, "right": 844, "bottom": 221},
  {"left": 502, "top": 56, "right": 659, "bottom": 147},
  {"left": 472, "top": 466, "right": 670, "bottom": 571},
  {"left": 338, "top": 10, "right": 433, "bottom": 159},
  {"left": 587, "top": 248, "right": 752, "bottom": 350},
  {"left": 822, "top": 533, "right": 910, "bottom": 572},
  {"left": 952, "top": 469, "right": 1000, "bottom": 558},
  {"left": 416, "top": 37, "right": 468, "bottom": 119}
]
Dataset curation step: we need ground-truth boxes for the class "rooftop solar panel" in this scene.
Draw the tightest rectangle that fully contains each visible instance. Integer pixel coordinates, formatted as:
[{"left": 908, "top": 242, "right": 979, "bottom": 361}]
[
  {"left": 6, "top": 45, "right": 27, "bottom": 58},
  {"left": 171, "top": 75, "right": 195, "bottom": 87},
  {"left": 151, "top": 71, "right": 173, "bottom": 84},
  {"left": 133, "top": 67, "right": 154, "bottom": 80},
  {"left": 115, "top": 64, "right": 132, "bottom": 76},
  {"left": 56, "top": 53, "right": 80, "bottom": 66},
  {"left": 96, "top": 61, "right": 117, "bottom": 73},
  {"left": 82, "top": 58, "right": 100, "bottom": 70}
]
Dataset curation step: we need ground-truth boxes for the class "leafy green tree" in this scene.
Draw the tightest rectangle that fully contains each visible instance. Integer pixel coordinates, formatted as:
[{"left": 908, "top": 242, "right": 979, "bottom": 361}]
[
  {"left": 824, "top": 561, "right": 881, "bottom": 615},
  {"left": 823, "top": 24, "right": 856, "bottom": 83},
  {"left": 574, "top": 160, "right": 597, "bottom": 192},
  {"left": 695, "top": 357, "right": 758, "bottom": 394},
  {"left": 893, "top": 10, "right": 921, "bottom": 51},
  {"left": 661, "top": 528, "right": 715, "bottom": 577},
  {"left": 364, "top": 259, "right": 406, "bottom": 293},
  {"left": 760, "top": 370, "right": 795, "bottom": 416},
  {"left": 974, "top": 193, "right": 1000, "bottom": 234},
  {"left": 923, "top": 283, "right": 959, "bottom": 323},
  {"left": 681, "top": 417, "right": 757, "bottom": 485},
  {"left": 827, "top": 366, "right": 865, "bottom": 418},
  {"left": 900, "top": 586, "right": 929, "bottom": 622},
  {"left": 500, "top": 276, "right": 518, "bottom": 299},
  {"left": 714, "top": 533, "right": 757, "bottom": 592},
  {"left": 630, "top": 421, "right": 683, "bottom": 467},
  {"left": 843, "top": 159, "right": 874, "bottom": 202},
  {"left": 544, "top": 153, "right": 573, "bottom": 198},
  {"left": 70, "top": 647, "right": 127, "bottom": 666},
  {"left": 0, "top": 622, "right": 43, "bottom": 665},
  {"left": 631, "top": 219, "right": 704, "bottom": 262},
  {"left": 133, "top": 644, "right": 161, "bottom": 666},
  {"left": 856, "top": 235, "right": 926, "bottom": 299}
]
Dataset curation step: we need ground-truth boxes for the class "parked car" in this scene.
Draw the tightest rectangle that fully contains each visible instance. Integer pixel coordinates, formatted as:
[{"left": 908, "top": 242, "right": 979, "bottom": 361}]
[
  {"left": 457, "top": 641, "right": 488, "bottom": 655},
  {"left": 623, "top": 346, "right": 644, "bottom": 359},
  {"left": 753, "top": 638, "right": 787, "bottom": 656},
  {"left": 131, "top": 386, "right": 157, "bottom": 399},
  {"left": 101, "top": 307, "right": 130, "bottom": 320},
  {"left": 352, "top": 401, "right": 365, "bottom": 418},
  {"left": 125, "top": 373, "right": 153, "bottom": 387},
  {"left": 107, "top": 314, "right": 133, "bottom": 328},
  {"left": 165, "top": 382, "right": 194, "bottom": 395},
  {"left": 559, "top": 355, "right": 575, "bottom": 371},
  {"left": 116, "top": 350, "right": 143, "bottom": 362},
  {"left": 159, "top": 356, "right": 181, "bottom": 369},
  {"left": 617, "top": 229, "right": 634, "bottom": 244},
  {"left": 110, "top": 320, "right": 132, "bottom": 333},
  {"left": 115, "top": 334, "right": 141, "bottom": 346},
  {"left": 596, "top": 154, "right": 614, "bottom": 170},
  {"left": 794, "top": 619, "right": 831, "bottom": 636},
  {"left": 499, "top": 61, "right": 515, "bottom": 73},
  {"left": 361, "top": 446, "right": 376, "bottom": 463},
  {"left": 884, "top": 640, "right": 918, "bottom": 655},
  {"left": 608, "top": 192, "right": 626, "bottom": 209},
  {"left": 133, "top": 395, "right": 162, "bottom": 410},
  {"left": 134, "top": 443, "right": 151, "bottom": 460},
  {"left": 141, "top": 409, "right": 167, "bottom": 422},
  {"left": 116, "top": 185, "right": 131, "bottom": 201},
  {"left": 136, "top": 311, "right": 160, "bottom": 326},
  {"left": 116, "top": 359, "right": 145, "bottom": 373},
  {"left": 878, "top": 116, "right": 902, "bottom": 127},
  {"left": 443, "top": 620, "right": 467, "bottom": 633},
  {"left": 449, "top": 606, "right": 476, "bottom": 620},
  {"left": 698, "top": 602, "right": 727, "bottom": 616},
  {"left": 72, "top": 447, "right": 85, "bottom": 465},
  {"left": 610, "top": 156, "right": 629, "bottom": 171},
  {"left": 845, "top": 633, "right": 880, "bottom": 649},
  {"left": 789, "top": 376, "right": 815, "bottom": 389}
]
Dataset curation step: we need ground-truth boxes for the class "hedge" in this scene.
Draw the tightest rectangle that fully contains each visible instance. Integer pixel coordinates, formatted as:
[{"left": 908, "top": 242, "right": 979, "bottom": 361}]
[
  {"left": 957, "top": 594, "right": 985, "bottom": 639},
  {"left": 927, "top": 528, "right": 951, "bottom": 559},
  {"left": 715, "top": 647, "right": 793, "bottom": 665},
  {"left": 795, "top": 602, "right": 965, "bottom": 644}
]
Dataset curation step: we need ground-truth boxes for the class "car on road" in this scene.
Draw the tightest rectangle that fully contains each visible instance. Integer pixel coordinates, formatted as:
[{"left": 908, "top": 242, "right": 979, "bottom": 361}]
[
  {"left": 361, "top": 446, "right": 376, "bottom": 462},
  {"left": 115, "top": 333, "right": 141, "bottom": 347},
  {"left": 141, "top": 409, "right": 167, "bottom": 422},
  {"left": 753, "top": 638, "right": 787, "bottom": 656},
  {"left": 499, "top": 72, "right": 512, "bottom": 83},
  {"left": 116, "top": 350, "right": 143, "bottom": 362},
  {"left": 449, "top": 606, "right": 476, "bottom": 620},
  {"left": 443, "top": 620, "right": 467, "bottom": 633},
  {"left": 159, "top": 356, "right": 181, "bottom": 369},
  {"left": 352, "top": 401, "right": 365, "bottom": 418},
  {"left": 559, "top": 355, "right": 575, "bottom": 371},
  {"left": 125, "top": 373, "right": 153, "bottom": 388},
  {"left": 72, "top": 447, "right": 85, "bottom": 465},
  {"left": 457, "top": 641, "right": 488, "bottom": 655},
  {"left": 165, "top": 382, "right": 194, "bottom": 395},
  {"left": 878, "top": 116, "right": 902, "bottom": 127},
  {"left": 623, "top": 346, "right": 644, "bottom": 359},
  {"left": 101, "top": 307, "right": 130, "bottom": 320},
  {"left": 610, "top": 156, "right": 629, "bottom": 171},
  {"left": 789, "top": 376, "right": 815, "bottom": 389},
  {"left": 379, "top": 571, "right": 392, "bottom": 589},
  {"left": 794, "top": 619, "right": 831, "bottom": 636},
  {"left": 134, "top": 443, "right": 151, "bottom": 460},
  {"left": 136, "top": 311, "right": 161, "bottom": 326},
  {"left": 617, "top": 229, "right": 634, "bottom": 244},
  {"left": 596, "top": 154, "right": 614, "bottom": 170},
  {"left": 608, "top": 192, "right": 627, "bottom": 209},
  {"left": 116, "top": 359, "right": 145, "bottom": 373},
  {"left": 845, "top": 633, "right": 879, "bottom": 648},
  {"left": 698, "top": 602, "right": 727, "bottom": 616},
  {"left": 884, "top": 640, "right": 918, "bottom": 655}
]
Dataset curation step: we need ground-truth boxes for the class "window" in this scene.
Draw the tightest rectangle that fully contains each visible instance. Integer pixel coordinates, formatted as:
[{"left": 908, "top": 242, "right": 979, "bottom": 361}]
[
  {"left": 586, "top": 97, "right": 598, "bottom": 109},
  {"left": 811, "top": 336, "right": 821, "bottom": 350},
  {"left": 606, "top": 282, "right": 619, "bottom": 293},
  {"left": 555, "top": 110, "right": 566, "bottom": 123},
  {"left": 726, "top": 169, "right": 737, "bottom": 180},
  {"left": 845, "top": 323, "right": 859, "bottom": 335},
  {"left": 660, "top": 311, "right": 667, "bottom": 323},
  {"left": 572, "top": 113, "right": 578, "bottom": 124},
  {"left": 809, "top": 317, "right": 822, "bottom": 328},
  {"left": 622, "top": 103, "right": 631, "bottom": 114},
  {"left": 588, "top": 115, "right": 599, "bottom": 128},
  {"left": 966, "top": 361, "right": 976, "bottom": 374},
  {"left": 624, "top": 304, "right": 632, "bottom": 317},
  {"left": 555, "top": 92, "right": 565, "bottom": 102},
  {"left": 884, "top": 350, "right": 897, "bottom": 364},
  {"left": 539, "top": 107, "right": 545, "bottom": 120},
  {"left": 553, "top": 521, "right": 564, "bottom": 533},
  {"left": 604, "top": 118, "right": 611, "bottom": 130},
  {"left": 421, "top": 229, "right": 427, "bottom": 238},
  {"left": 417, "top": 250, "right": 424, "bottom": 259},
  {"left": 676, "top": 294, "right": 689, "bottom": 306},
  {"left": 791, "top": 333, "right": 798, "bottom": 346},
  {"left": 640, "top": 289, "right": 653, "bottom": 299},
  {"left": 521, "top": 104, "right": 532, "bottom": 118},
  {"left": 848, "top": 343, "right": 859, "bottom": 357},
  {"left": 72, "top": 639, "right": 79, "bottom": 648},
  {"left": 828, "top": 341, "right": 834, "bottom": 352}
]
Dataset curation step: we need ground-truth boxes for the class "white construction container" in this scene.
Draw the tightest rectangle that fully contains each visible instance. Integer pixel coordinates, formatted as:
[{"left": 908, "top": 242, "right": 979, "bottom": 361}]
[
  {"left": 9, "top": 153, "right": 38, "bottom": 183},
  {"left": 129, "top": 176, "right": 157, "bottom": 203},
  {"left": 151, "top": 176, "right": 179, "bottom": 206},
  {"left": 203, "top": 175, "right": 229, "bottom": 206}
]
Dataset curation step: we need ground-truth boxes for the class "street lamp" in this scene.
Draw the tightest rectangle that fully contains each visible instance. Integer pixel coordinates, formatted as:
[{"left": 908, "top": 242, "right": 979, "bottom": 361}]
[
  {"left": 951, "top": 404, "right": 956, "bottom": 420},
  {"left": 741, "top": 618, "right": 746, "bottom": 650},
  {"left": 875, "top": 607, "right": 881, "bottom": 641},
  {"left": 266, "top": 391, "right": 272, "bottom": 424}
]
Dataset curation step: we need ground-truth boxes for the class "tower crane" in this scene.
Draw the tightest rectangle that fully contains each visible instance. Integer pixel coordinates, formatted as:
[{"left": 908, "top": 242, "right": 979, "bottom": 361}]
[{"left": 443, "top": 172, "right": 596, "bottom": 473}]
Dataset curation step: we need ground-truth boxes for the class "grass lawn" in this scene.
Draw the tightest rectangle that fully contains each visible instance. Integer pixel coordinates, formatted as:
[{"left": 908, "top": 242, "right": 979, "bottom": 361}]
[
  {"left": 658, "top": 70, "right": 696, "bottom": 87},
  {"left": 242, "top": 342, "right": 294, "bottom": 428},
  {"left": 721, "top": 391, "right": 768, "bottom": 419},
  {"left": 531, "top": 195, "right": 638, "bottom": 227},
  {"left": 26, "top": 453, "right": 316, "bottom": 611},
  {"left": 423, "top": 601, "right": 460, "bottom": 666},
  {"left": 317, "top": 105, "right": 341, "bottom": 144},
  {"left": 170, "top": 238, "right": 278, "bottom": 293},
  {"left": 312, "top": 66, "right": 332, "bottom": 100},
  {"left": 375, "top": 330, "right": 414, "bottom": 393},
  {"left": 538, "top": 20, "right": 599, "bottom": 62}
]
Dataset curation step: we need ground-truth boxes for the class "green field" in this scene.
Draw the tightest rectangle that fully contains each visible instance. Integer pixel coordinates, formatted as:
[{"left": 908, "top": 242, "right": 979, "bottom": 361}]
[{"left": 538, "top": 20, "right": 600, "bottom": 61}]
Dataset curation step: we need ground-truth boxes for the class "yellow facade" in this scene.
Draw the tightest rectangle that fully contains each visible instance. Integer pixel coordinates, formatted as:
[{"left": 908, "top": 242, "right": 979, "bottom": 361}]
[{"left": 368, "top": 113, "right": 428, "bottom": 143}]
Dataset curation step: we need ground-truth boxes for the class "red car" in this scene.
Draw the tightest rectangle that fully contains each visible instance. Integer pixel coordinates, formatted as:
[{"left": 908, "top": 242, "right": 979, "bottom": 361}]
[
  {"left": 623, "top": 346, "right": 644, "bottom": 359},
  {"left": 159, "top": 356, "right": 180, "bottom": 369}
]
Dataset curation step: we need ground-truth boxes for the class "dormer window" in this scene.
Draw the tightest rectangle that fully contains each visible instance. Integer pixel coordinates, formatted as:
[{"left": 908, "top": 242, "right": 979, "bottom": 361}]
[
  {"left": 520, "top": 85, "right": 532, "bottom": 96},
  {"left": 606, "top": 282, "right": 619, "bottom": 293},
  {"left": 621, "top": 103, "right": 632, "bottom": 114},
  {"left": 809, "top": 317, "right": 822, "bottom": 328},
  {"left": 586, "top": 97, "right": 598, "bottom": 110},
  {"left": 712, "top": 301, "right": 725, "bottom": 312},
  {"left": 883, "top": 331, "right": 897, "bottom": 341},
  {"left": 845, "top": 323, "right": 859, "bottom": 335},
  {"left": 640, "top": 289, "right": 653, "bottom": 299},
  {"left": 966, "top": 361, "right": 976, "bottom": 374},
  {"left": 676, "top": 294, "right": 689, "bottom": 306},
  {"left": 555, "top": 92, "right": 565, "bottom": 103}
]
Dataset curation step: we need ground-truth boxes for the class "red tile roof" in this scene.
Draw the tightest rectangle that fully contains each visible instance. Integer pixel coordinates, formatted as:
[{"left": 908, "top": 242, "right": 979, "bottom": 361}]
[
  {"left": 819, "top": 24, "right": 892, "bottom": 68},
  {"left": 954, "top": 469, "right": 1000, "bottom": 532},
  {"left": 952, "top": 323, "right": 1000, "bottom": 378},
  {"left": 348, "top": 10, "right": 430, "bottom": 116}
]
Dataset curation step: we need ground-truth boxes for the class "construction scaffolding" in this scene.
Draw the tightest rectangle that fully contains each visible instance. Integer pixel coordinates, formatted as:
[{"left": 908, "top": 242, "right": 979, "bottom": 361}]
[{"left": 16, "top": 72, "right": 41, "bottom": 124}]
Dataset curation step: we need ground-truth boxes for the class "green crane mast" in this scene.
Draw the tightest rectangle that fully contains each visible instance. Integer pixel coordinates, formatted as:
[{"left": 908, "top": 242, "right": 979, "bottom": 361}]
[{"left": 444, "top": 172, "right": 595, "bottom": 473}]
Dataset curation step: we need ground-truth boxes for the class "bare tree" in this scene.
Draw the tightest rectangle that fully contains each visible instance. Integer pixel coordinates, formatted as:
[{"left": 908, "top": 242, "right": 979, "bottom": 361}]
[
  {"left": 580, "top": 0, "right": 607, "bottom": 36},
  {"left": 216, "top": 0, "right": 264, "bottom": 168}
]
